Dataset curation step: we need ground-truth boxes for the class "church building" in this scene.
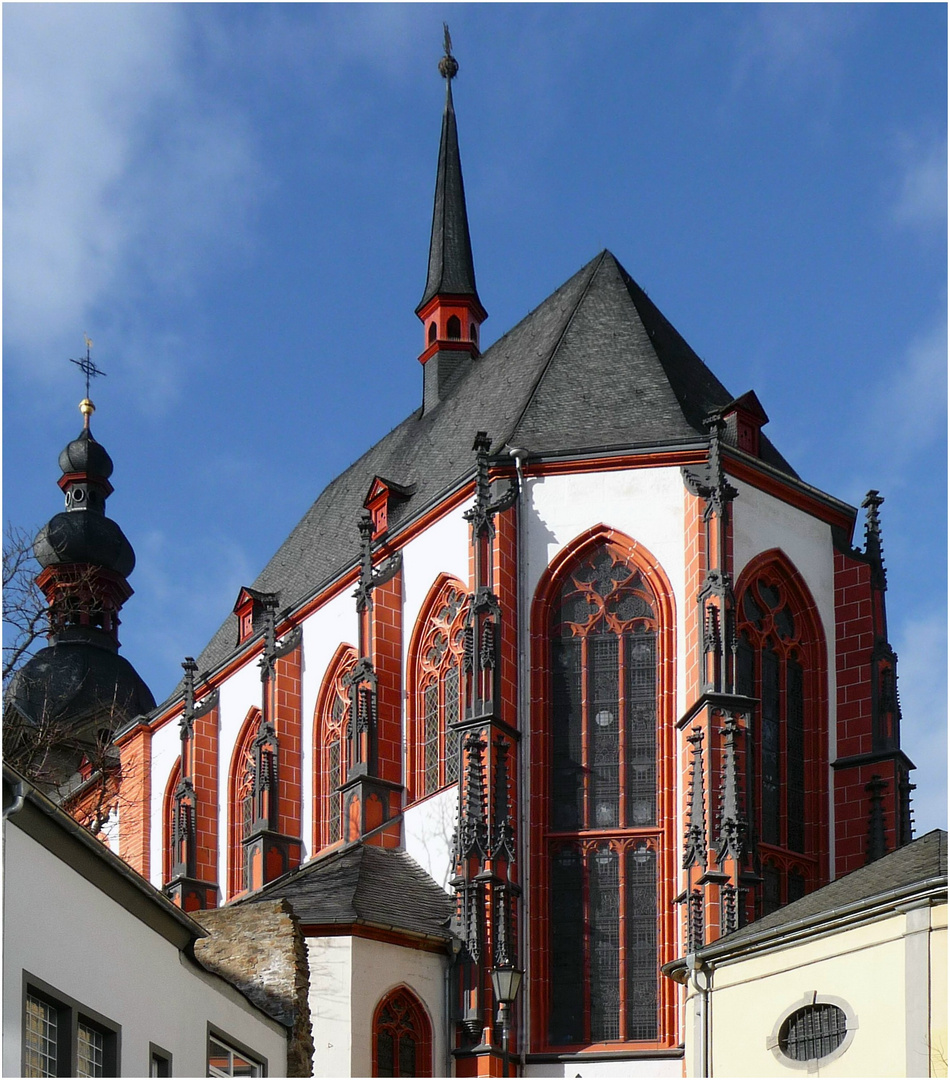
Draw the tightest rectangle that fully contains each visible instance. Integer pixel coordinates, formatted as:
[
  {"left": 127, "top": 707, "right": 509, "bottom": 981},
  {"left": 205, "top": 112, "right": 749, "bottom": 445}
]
[{"left": 15, "top": 37, "right": 918, "bottom": 1079}]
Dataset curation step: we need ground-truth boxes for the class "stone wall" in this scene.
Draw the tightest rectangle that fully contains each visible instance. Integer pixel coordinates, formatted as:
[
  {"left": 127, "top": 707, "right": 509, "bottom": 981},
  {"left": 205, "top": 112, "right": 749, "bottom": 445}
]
[{"left": 195, "top": 899, "right": 314, "bottom": 1076}]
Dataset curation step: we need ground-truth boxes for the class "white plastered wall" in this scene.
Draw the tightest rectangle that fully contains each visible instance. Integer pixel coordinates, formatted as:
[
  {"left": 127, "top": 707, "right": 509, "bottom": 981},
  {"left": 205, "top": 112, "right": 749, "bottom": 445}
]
[
  {"left": 300, "top": 588, "right": 360, "bottom": 860},
  {"left": 149, "top": 716, "right": 183, "bottom": 888},
  {"left": 3, "top": 823, "right": 287, "bottom": 1078},
  {"left": 400, "top": 507, "right": 471, "bottom": 887}
]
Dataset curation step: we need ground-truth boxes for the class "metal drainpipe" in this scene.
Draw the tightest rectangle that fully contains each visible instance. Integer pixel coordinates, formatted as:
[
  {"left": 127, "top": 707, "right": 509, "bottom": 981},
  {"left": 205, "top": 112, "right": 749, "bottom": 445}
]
[
  {"left": 686, "top": 954, "right": 712, "bottom": 1077},
  {"left": 506, "top": 445, "right": 528, "bottom": 1071},
  {"left": 3, "top": 781, "right": 25, "bottom": 820}
]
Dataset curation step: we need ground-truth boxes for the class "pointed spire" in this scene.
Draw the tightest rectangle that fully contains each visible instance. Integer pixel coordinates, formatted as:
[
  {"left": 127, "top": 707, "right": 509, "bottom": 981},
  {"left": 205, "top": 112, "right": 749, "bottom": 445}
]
[{"left": 417, "top": 26, "right": 483, "bottom": 315}]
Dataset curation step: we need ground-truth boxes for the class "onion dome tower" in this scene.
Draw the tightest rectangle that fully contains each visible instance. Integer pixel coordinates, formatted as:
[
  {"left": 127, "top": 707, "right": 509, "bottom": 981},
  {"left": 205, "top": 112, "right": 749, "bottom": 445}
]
[
  {"left": 6, "top": 385, "right": 155, "bottom": 768},
  {"left": 416, "top": 25, "right": 487, "bottom": 414}
]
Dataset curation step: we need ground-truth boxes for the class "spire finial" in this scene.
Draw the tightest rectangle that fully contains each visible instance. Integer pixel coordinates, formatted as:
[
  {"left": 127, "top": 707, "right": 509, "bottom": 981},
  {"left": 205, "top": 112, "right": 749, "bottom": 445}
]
[
  {"left": 69, "top": 336, "right": 106, "bottom": 429},
  {"left": 439, "top": 23, "right": 458, "bottom": 81}
]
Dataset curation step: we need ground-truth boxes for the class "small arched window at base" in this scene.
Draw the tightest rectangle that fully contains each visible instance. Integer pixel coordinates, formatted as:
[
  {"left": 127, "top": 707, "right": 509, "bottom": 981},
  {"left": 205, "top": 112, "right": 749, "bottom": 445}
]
[
  {"left": 372, "top": 987, "right": 432, "bottom": 1078},
  {"left": 768, "top": 995, "right": 856, "bottom": 1071}
]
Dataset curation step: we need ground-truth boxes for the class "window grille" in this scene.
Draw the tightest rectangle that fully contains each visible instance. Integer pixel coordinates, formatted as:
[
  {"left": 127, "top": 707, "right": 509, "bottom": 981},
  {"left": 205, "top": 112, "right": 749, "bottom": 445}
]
[
  {"left": 77, "top": 1023, "right": 104, "bottom": 1078},
  {"left": 779, "top": 1004, "right": 847, "bottom": 1062},
  {"left": 208, "top": 1035, "right": 262, "bottom": 1077},
  {"left": 414, "top": 583, "right": 468, "bottom": 799},
  {"left": 24, "top": 994, "right": 57, "bottom": 1078}
]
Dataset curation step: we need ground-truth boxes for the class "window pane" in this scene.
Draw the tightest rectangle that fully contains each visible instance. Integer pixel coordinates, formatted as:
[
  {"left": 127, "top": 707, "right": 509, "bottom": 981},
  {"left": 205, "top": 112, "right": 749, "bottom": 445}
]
[
  {"left": 24, "top": 995, "right": 57, "bottom": 1079},
  {"left": 549, "top": 848, "right": 584, "bottom": 1044},
  {"left": 589, "top": 847, "right": 620, "bottom": 1041},
  {"left": 626, "top": 845, "right": 658, "bottom": 1041},
  {"left": 444, "top": 663, "right": 460, "bottom": 785},
  {"left": 398, "top": 1033, "right": 416, "bottom": 1077},
  {"left": 625, "top": 631, "right": 656, "bottom": 826},
  {"left": 77, "top": 1022, "right": 104, "bottom": 1078},
  {"left": 761, "top": 647, "right": 780, "bottom": 845},
  {"left": 326, "top": 738, "right": 341, "bottom": 843},
  {"left": 551, "top": 638, "right": 583, "bottom": 830},
  {"left": 787, "top": 658, "right": 805, "bottom": 851},
  {"left": 423, "top": 683, "right": 439, "bottom": 795},
  {"left": 589, "top": 633, "right": 620, "bottom": 829}
]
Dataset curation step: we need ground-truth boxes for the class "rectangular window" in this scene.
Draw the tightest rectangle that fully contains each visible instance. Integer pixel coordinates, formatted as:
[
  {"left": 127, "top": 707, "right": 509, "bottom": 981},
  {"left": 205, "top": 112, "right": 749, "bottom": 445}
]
[
  {"left": 207, "top": 1029, "right": 264, "bottom": 1077},
  {"left": 22, "top": 976, "right": 119, "bottom": 1078},
  {"left": 149, "top": 1043, "right": 172, "bottom": 1077}
]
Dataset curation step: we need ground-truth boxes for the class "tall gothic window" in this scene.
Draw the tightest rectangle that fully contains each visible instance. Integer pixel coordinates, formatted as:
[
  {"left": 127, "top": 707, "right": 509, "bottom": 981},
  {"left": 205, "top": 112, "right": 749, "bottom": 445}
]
[
  {"left": 372, "top": 987, "right": 432, "bottom": 1078},
  {"left": 315, "top": 648, "right": 356, "bottom": 851},
  {"left": 544, "top": 540, "right": 662, "bottom": 1046},
  {"left": 736, "top": 563, "right": 823, "bottom": 915},
  {"left": 228, "top": 709, "right": 260, "bottom": 897},
  {"left": 409, "top": 580, "right": 468, "bottom": 801}
]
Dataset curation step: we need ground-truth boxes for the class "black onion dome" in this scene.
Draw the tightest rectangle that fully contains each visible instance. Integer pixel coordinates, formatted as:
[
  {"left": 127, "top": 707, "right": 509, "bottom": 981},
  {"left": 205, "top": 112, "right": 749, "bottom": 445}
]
[
  {"left": 34, "top": 512, "right": 135, "bottom": 576},
  {"left": 58, "top": 428, "right": 114, "bottom": 479},
  {"left": 8, "top": 643, "right": 156, "bottom": 733}
]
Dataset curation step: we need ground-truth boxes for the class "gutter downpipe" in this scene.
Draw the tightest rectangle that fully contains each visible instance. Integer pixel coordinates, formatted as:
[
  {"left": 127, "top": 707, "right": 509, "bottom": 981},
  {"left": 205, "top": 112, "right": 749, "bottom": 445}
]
[{"left": 686, "top": 953, "right": 712, "bottom": 1078}]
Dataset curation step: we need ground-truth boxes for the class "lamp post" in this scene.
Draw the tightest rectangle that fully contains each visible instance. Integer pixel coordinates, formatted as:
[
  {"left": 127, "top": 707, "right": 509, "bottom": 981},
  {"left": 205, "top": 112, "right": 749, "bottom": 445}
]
[{"left": 491, "top": 965, "right": 523, "bottom": 1077}]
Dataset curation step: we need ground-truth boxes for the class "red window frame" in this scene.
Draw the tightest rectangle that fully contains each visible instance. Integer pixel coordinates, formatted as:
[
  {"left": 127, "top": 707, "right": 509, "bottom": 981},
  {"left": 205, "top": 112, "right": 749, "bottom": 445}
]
[
  {"left": 407, "top": 578, "right": 468, "bottom": 803},
  {"left": 528, "top": 528, "right": 678, "bottom": 1053},
  {"left": 735, "top": 552, "right": 829, "bottom": 916},
  {"left": 313, "top": 646, "right": 356, "bottom": 854},
  {"left": 372, "top": 986, "right": 432, "bottom": 1078}
]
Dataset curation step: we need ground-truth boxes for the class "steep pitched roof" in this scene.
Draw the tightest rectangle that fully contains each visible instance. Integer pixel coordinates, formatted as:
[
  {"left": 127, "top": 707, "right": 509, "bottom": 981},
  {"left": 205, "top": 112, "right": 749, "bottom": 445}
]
[
  {"left": 150, "top": 250, "right": 797, "bottom": 709},
  {"left": 239, "top": 842, "right": 455, "bottom": 942}
]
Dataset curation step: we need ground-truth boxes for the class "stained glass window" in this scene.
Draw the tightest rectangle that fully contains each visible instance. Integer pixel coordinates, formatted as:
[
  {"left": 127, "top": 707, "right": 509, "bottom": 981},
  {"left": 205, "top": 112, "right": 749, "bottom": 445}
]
[
  {"left": 738, "top": 570, "right": 819, "bottom": 914},
  {"left": 415, "top": 583, "right": 468, "bottom": 799},
  {"left": 546, "top": 542, "right": 659, "bottom": 1045},
  {"left": 373, "top": 989, "right": 431, "bottom": 1077}
]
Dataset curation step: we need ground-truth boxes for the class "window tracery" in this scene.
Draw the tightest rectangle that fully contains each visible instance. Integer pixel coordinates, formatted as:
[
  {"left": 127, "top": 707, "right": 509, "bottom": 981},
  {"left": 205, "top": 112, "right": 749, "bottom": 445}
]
[
  {"left": 735, "top": 561, "right": 824, "bottom": 914},
  {"left": 410, "top": 581, "right": 468, "bottom": 801},
  {"left": 314, "top": 648, "right": 356, "bottom": 851},
  {"left": 372, "top": 987, "right": 432, "bottom": 1078},
  {"left": 542, "top": 540, "right": 665, "bottom": 1046}
]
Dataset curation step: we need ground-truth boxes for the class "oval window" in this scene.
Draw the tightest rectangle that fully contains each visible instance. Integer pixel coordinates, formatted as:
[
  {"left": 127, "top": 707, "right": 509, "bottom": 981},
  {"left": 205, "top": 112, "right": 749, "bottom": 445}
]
[{"left": 779, "top": 1003, "right": 847, "bottom": 1062}]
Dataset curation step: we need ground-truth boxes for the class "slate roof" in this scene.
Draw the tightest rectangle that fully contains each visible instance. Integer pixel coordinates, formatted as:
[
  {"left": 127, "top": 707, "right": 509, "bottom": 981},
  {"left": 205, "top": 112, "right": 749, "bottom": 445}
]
[
  {"left": 703, "top": 830, "right": 947, "bottom": 956},
  {"left": 150, "top": 249, "right": 798, "bottom": 711},
  {"left": 417, "top": 79, "right": 482, "bottom": 313},
  {"left": 239, "top": 842, "right": 455, "bottom": 942}
]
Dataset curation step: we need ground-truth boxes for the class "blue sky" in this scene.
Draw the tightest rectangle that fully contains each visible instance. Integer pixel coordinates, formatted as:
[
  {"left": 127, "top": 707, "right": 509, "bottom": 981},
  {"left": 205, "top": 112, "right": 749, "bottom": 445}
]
[{"left": 4, "top": 4, "right": 946, "bottom": 833}]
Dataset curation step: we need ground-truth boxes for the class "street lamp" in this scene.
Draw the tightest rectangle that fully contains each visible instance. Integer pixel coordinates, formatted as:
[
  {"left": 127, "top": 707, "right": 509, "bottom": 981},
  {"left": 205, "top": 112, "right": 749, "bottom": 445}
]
[{"left": 491, "top": 965, "right": 523, "bottom": 1077}]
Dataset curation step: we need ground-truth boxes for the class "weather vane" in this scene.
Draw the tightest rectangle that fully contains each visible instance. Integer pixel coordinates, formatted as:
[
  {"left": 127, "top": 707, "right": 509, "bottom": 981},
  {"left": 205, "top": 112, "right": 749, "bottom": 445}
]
[
  {"left": 439, "top": 23, "right": 458, "bottom": 80},
  {"left": 69, "top": 335, "right": 107, "bottom": 398}
]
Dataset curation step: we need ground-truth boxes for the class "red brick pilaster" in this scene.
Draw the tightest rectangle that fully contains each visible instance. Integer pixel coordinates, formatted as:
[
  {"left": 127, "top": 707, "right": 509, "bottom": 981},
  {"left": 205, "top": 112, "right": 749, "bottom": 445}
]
[
  {"left": 275, "top": 643, "right": 303, "bottom": 843},
  {"left": 193, "top": 704, "right": 220, "bottom": 893},
  {"left": 115, "top": 723, "right": 152, "bottom": 878}
]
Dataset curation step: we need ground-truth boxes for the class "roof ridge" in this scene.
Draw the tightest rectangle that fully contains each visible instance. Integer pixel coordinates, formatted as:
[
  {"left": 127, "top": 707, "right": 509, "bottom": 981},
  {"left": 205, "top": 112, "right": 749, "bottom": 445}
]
[{"left": 499, "top": 250, "right": 607, "bottom": 451}]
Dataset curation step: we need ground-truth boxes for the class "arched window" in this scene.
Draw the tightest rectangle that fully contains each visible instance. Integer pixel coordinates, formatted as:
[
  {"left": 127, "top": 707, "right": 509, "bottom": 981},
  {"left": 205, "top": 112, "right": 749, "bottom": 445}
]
[
  {"left": 532, "top": 532, "right": 676, "bottom": 1050},
  {"left": 372, "top": 987, "right": 432, "bottom": 1078},
  {"left": 162, "top": 759, "right": 181, "bottom": 884},
  {"left": 735, "top": 554, "right": 827, "bottom": 915},
  {"left": 314, "top": 646, "right": 356, "bottom": 852},
  {"left": 446, "top": 314, "right": 461, "bottom": 340},
  {"left": 227, "top": 709, "right": 260, "bottom": 897},
  {"left": 408, "top": 578, "right": 468, "bottom": 802},
  {"left": 428, "top": 321, "right": 437, "bottom": 345}
]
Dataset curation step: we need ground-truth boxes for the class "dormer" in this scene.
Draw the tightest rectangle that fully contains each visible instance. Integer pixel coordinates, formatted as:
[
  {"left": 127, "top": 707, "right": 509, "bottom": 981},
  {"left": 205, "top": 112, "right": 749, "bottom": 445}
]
[
  {"left": 233, "top": 587, "right": 277, "bottom": 645},
  {"left": 723, "top": 391, "right": 769, "bottom": 458},
  {"left": 364, "top": 477, "right": 414, "bottom": 540}
]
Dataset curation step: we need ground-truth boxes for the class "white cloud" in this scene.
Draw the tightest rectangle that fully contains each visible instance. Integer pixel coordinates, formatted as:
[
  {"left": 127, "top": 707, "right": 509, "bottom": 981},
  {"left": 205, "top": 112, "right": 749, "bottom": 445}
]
[
  {"left": 730, "top": 4, "right": 858, "bottom": 98},
  {"left": 893, "top": 135, "right": 948, "bottom": 231},
  {"left": 3, "top": 5, "right": 261, "bottom": 393}
]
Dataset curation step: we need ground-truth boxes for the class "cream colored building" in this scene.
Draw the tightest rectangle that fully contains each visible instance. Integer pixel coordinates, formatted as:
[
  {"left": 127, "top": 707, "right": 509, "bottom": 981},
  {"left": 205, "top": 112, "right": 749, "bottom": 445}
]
[{"left": 665, "top": 830, "right": 946, "bottom": 1078}]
